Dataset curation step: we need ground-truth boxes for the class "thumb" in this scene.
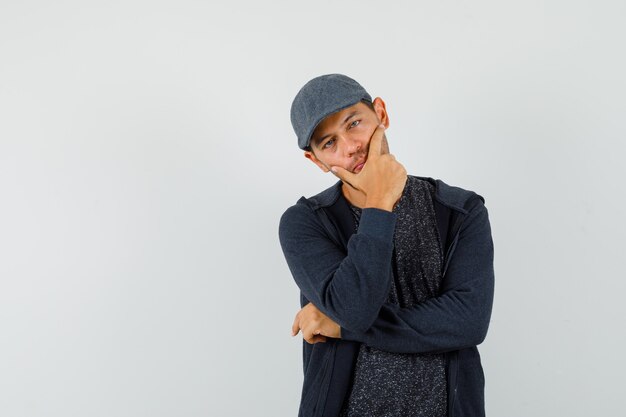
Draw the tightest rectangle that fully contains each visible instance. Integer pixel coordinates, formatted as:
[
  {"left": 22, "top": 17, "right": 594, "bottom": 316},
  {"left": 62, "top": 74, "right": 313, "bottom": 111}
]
[
  {"left": 381, "top": 134, "right": 390, "bottom": 155},
  {"left": 331, "top": 166, "right": 358, "bottom": 190}
]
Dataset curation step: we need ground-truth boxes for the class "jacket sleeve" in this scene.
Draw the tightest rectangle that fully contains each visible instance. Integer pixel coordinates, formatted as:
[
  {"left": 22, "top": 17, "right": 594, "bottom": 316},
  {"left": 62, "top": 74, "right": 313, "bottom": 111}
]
[
  {"left": 279, "top": 202, "right": 397, "bottom": 334},
  {"left": 340, "top": 198, "right": 495, "bottom": 354}
]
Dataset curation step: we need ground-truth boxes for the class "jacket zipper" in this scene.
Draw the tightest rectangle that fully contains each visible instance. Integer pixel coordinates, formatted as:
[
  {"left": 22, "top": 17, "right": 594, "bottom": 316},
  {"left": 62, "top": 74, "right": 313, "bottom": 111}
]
[
  {"left": 442, "top": 216, "right": 463, "bottom": 280},
  {"left": 316, "top": 342, "right": 337, "bottom": 417},
  {"left": 442, "top": 237, "right": 458, "bottom": 278},
  {"left": 443, "top": 216, "right": 464, "bottom": 417},
  {"left": 450, "top": 351, "right": 460, "bottom": 417}
]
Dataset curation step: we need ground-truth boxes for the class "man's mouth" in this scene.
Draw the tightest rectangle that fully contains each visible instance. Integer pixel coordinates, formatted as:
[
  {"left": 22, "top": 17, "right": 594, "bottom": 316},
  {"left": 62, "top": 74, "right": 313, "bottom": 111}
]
[{"left": 353, "top": 158, "right": 366, "bottom": 173}]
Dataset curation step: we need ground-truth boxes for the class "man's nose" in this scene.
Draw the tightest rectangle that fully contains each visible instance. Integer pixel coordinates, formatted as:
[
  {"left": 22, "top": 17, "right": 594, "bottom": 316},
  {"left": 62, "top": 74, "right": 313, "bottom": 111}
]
[{"left": 343, "top": 136, "right": 361, "bottom": 156}]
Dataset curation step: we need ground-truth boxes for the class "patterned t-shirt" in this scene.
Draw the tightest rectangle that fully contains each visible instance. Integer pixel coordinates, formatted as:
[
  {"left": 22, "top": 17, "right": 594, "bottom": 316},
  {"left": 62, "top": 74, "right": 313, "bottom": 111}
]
[{"left": 339, "top": 176, "right": 447, "bottom": 417}]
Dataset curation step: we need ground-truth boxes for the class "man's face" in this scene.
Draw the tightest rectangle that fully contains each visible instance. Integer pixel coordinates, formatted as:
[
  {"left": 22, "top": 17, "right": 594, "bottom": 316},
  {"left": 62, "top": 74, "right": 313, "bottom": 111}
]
[{"left": 304, "top": 98, "right": 389, "bottom": 174}]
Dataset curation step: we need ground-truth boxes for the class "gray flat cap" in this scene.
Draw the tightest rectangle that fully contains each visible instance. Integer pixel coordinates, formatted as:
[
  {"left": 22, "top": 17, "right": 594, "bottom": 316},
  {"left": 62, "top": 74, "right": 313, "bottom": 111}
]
[{"left": 290, "top": 73, "right": 372, "bottom": 150}]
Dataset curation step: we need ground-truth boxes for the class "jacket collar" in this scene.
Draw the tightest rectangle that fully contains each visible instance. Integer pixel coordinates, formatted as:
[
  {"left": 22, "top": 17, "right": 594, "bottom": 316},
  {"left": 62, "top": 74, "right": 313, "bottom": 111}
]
[{"left": 301, "top": 175, "right": 482, "bottom": 214}]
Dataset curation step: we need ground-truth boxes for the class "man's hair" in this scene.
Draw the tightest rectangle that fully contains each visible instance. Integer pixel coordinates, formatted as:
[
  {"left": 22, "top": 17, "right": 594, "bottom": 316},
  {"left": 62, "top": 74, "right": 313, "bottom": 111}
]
[{"left": 304, "top": 99, "right": 376, "bottom": 152}]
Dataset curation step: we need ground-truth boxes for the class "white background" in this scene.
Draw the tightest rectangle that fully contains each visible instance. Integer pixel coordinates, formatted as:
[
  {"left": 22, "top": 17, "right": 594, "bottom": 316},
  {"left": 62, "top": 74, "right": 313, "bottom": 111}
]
[{"left": 1, "top": 1, "right": 625, "bottom": 416}]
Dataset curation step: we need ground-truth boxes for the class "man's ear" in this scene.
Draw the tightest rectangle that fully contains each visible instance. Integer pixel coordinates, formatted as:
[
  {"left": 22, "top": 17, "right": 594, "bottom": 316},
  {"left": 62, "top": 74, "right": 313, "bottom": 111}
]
[
  {"left": 372, "top": 97, "right": 390, "bottom": 128},
  {"left": 304, "top": 150, "right": 330, "bottom": 173}
]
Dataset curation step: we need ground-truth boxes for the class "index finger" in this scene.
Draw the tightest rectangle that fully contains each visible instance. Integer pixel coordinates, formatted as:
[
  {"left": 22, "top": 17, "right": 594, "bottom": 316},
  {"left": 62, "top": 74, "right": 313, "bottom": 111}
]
[
  {"left": 367, "top": 124, "right": 386, "bottom": 160},
  {"left": 291, "top": 312, "right": 300, "bottom": 336}
]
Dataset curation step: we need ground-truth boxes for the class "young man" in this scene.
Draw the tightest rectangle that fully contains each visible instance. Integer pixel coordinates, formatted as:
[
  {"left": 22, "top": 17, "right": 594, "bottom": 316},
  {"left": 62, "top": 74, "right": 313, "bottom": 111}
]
[{"left": 279, "top": 74, "right": 495, "bottom": 417}]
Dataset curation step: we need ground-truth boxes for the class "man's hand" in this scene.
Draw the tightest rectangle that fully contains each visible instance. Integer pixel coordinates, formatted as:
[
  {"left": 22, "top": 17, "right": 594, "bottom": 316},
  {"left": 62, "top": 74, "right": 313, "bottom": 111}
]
[
  {"left": 291, "top": 302, "right": 341, "bottom": 344},
  {"left": 331, "top": 124, "right": 407, "bottom": 212}
]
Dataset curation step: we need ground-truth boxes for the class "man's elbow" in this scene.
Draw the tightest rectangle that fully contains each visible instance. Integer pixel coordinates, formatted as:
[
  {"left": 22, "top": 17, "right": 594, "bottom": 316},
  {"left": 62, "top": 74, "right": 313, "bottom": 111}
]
[
  {"left": 336, "top": 305, "right": 382, "bottom": 334},
  {"left": 322, "top": 283, "right": 388, "bottom": 334},
  {"left": 465, "top": 311, "right": 492, "bottom": 346},
  {"left": 472, "top": 325, "right": 489, "bottom": 346}
]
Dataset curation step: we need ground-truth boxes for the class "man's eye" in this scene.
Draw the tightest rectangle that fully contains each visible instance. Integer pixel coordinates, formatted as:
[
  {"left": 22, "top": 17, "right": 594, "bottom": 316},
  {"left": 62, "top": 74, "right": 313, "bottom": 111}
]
[
  {"left": 349, "top": 120, "right": 360, "bottom": 128},
  {"left": 323, "top": 139, "right": 335, "bottom": 149}
]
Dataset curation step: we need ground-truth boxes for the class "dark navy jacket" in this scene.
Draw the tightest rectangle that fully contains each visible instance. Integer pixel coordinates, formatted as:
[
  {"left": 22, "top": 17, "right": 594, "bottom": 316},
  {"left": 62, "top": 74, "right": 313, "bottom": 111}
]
[{"left": 278, "top": 175, "right": 495, "bottom": 417}]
